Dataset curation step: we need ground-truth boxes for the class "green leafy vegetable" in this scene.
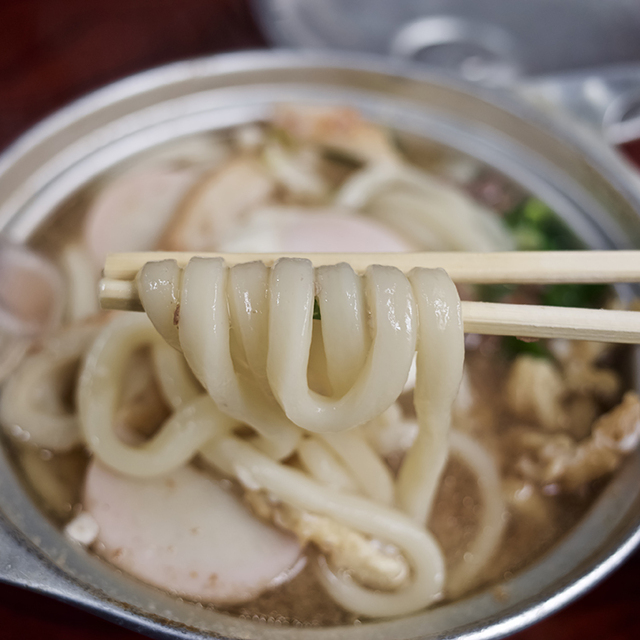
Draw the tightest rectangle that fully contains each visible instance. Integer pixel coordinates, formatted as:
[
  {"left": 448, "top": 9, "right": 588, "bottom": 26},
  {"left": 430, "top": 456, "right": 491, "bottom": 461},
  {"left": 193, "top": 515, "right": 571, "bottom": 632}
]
[
  {"left": 540, "top": 283, "right": 608, "bottom": 309},
  {"left": 480, "top": 197, "right": 612, "bottom": 359},
  {"left": 502, "top": 336, "right": 553, "bottom": 360},
  {"left": 504, "top": 197, "right": 582, "bottom": 251},
  {"left": 313, "top": 298, "right": 321, "bottom": 320},
  {"left": 502, "top": 197, "right": 609, "bottom": 308}
]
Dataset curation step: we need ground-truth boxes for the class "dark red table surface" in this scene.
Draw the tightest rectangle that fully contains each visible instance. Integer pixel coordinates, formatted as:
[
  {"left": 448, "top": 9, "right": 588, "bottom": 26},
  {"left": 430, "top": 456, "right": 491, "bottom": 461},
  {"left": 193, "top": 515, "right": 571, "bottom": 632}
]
[{"left": 1, "top": 1, "right": 640, "bottom": 638}]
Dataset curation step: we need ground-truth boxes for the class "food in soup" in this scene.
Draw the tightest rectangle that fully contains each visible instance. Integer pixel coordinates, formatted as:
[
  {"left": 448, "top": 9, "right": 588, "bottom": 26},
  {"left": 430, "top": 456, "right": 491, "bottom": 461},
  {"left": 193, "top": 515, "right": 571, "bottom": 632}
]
[{"left": 1, "top": 105, "right": 639, "bottom": 625}]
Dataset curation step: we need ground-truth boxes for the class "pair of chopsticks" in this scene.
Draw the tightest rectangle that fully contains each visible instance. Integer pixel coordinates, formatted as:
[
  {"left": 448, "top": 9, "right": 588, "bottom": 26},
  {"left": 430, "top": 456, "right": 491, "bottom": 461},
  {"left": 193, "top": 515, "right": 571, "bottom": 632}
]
[{"left": 99, "top": 251, "right": 640, "bottom": 344}]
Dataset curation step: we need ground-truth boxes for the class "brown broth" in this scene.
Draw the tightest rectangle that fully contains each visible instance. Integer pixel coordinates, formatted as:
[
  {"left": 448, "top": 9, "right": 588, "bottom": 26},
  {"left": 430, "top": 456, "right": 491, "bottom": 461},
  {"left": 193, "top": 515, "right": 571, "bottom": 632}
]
[{"left": 2, "top": 124, "right": 636, "bottom": 626}]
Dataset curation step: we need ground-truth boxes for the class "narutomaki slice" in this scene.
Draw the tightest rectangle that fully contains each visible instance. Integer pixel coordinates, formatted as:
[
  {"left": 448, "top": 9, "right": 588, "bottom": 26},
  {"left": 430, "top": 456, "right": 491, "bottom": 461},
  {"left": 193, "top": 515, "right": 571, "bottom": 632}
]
[
  {"left": 84, "top": 167, "right": 198, "bottom": 268},
  {"left": 220, "top": 207, "right": 418, "bottom": 253},
  {"left": 84, "top": 462, "right": 302, "bottom": 604}
]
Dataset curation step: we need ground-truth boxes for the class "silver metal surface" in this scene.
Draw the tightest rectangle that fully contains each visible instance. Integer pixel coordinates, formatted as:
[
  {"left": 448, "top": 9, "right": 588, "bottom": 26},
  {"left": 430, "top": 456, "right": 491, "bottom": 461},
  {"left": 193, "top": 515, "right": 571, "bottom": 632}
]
[
  {"left": 1, "top": 50, "right": 640, "bottom": 640},
  {"left": 520, "top": 64, "right": 640, "bottom": 145},
  {"left": 252, "top": 0, "right": 640, "bottom": 76},
  {"left": 251, "top": 0, "right": 640, "bottom": 142}
]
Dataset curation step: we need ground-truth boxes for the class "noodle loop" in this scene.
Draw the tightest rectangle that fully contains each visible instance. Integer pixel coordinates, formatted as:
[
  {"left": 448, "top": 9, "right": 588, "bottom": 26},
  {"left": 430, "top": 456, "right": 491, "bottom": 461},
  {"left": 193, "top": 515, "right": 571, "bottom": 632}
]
[
  {"left": 91, "top": 257, "right": 467, "bottom": 616},
  {"left": 78, "top": 314, "right": 231, "bottom": 477}
]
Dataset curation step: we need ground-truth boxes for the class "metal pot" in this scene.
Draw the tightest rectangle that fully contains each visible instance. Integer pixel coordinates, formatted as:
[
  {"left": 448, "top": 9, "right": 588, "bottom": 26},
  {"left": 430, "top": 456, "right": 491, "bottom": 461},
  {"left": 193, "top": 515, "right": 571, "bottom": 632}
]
[{"left": 1, "top": 50, "right": 640, "bottom": 640}]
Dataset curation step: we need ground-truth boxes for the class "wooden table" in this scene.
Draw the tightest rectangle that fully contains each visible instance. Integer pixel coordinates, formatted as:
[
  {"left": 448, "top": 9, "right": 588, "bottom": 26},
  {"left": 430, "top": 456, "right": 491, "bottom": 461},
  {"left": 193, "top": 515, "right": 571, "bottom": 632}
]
[{"left": 0, "top": 1, "right": 639, "bottom": 638}]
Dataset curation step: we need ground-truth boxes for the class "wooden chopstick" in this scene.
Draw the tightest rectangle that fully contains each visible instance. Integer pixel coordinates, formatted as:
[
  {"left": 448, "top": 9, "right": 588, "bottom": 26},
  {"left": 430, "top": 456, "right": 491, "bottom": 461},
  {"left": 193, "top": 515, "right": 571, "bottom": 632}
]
[
  {"left": 103, "top": 250, "right": 640, "bottom": 284},
  {"left": 461, "top": 301, "right": 640, "bottom": 343},
  {"left": 99, "top": 250, "right": 640, "bottom": 344},
  {"left": 99, "top": 276, "right": 640, "bottom": 343}
]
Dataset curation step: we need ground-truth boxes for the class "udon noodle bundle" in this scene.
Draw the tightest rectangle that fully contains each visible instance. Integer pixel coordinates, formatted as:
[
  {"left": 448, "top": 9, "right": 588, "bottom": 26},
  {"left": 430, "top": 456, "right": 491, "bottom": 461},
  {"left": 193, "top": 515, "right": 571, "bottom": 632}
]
[{"left": 74, "top": 256, "right": 505, "bottom": 617}]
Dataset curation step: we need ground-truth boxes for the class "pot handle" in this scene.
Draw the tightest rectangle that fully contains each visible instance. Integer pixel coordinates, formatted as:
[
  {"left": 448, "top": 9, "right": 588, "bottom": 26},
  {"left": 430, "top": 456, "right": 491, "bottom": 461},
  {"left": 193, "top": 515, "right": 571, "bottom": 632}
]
[
  {"left": 389, "top": 16, "right": 640, "bottom": 145},
  {"left": 389, "top": 15, "right": 521, "bottom": 86},
  {"left": 517, "top": 64, "right": 640, "bottom": 146},
  {"left": 0, "top": 514, "right": 99, "bottom": 607}
]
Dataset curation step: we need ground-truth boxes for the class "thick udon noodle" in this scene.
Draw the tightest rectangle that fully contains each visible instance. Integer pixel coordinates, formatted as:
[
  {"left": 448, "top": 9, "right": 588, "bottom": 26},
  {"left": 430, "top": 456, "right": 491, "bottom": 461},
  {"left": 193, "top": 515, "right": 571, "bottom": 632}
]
[{"left": 72, "top": 256, "right": 505, "bottom": 617}]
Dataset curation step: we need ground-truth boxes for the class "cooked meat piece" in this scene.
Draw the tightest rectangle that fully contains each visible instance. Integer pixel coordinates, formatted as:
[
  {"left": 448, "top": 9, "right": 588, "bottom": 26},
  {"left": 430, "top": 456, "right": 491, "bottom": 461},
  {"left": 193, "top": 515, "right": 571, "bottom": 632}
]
[
  {"left": 514, "top": 392, "right": 640, "bottom": 490},
  {"left": 550, "top": 339, "right": 620, "bottom": 401},
  {"left": 506, "top": 356, "right": 566, "bottom": 431}
]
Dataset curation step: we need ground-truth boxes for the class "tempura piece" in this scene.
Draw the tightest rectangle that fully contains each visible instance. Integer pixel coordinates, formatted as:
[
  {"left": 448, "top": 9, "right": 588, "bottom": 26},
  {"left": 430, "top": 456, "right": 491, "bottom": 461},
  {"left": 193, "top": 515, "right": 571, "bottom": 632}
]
[
  {"left": 246, "top": 491, "right": 409, "bottom": 592},
  {"left": 515, "top": 392, "right": 640, "bottom": 490}
]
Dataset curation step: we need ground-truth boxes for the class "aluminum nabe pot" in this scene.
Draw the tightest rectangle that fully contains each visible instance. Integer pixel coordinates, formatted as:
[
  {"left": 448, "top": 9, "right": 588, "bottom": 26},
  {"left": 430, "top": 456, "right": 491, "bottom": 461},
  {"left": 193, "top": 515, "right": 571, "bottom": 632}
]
[{"left": 1, "top": 51, "right": 640, "bottom": 640}]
